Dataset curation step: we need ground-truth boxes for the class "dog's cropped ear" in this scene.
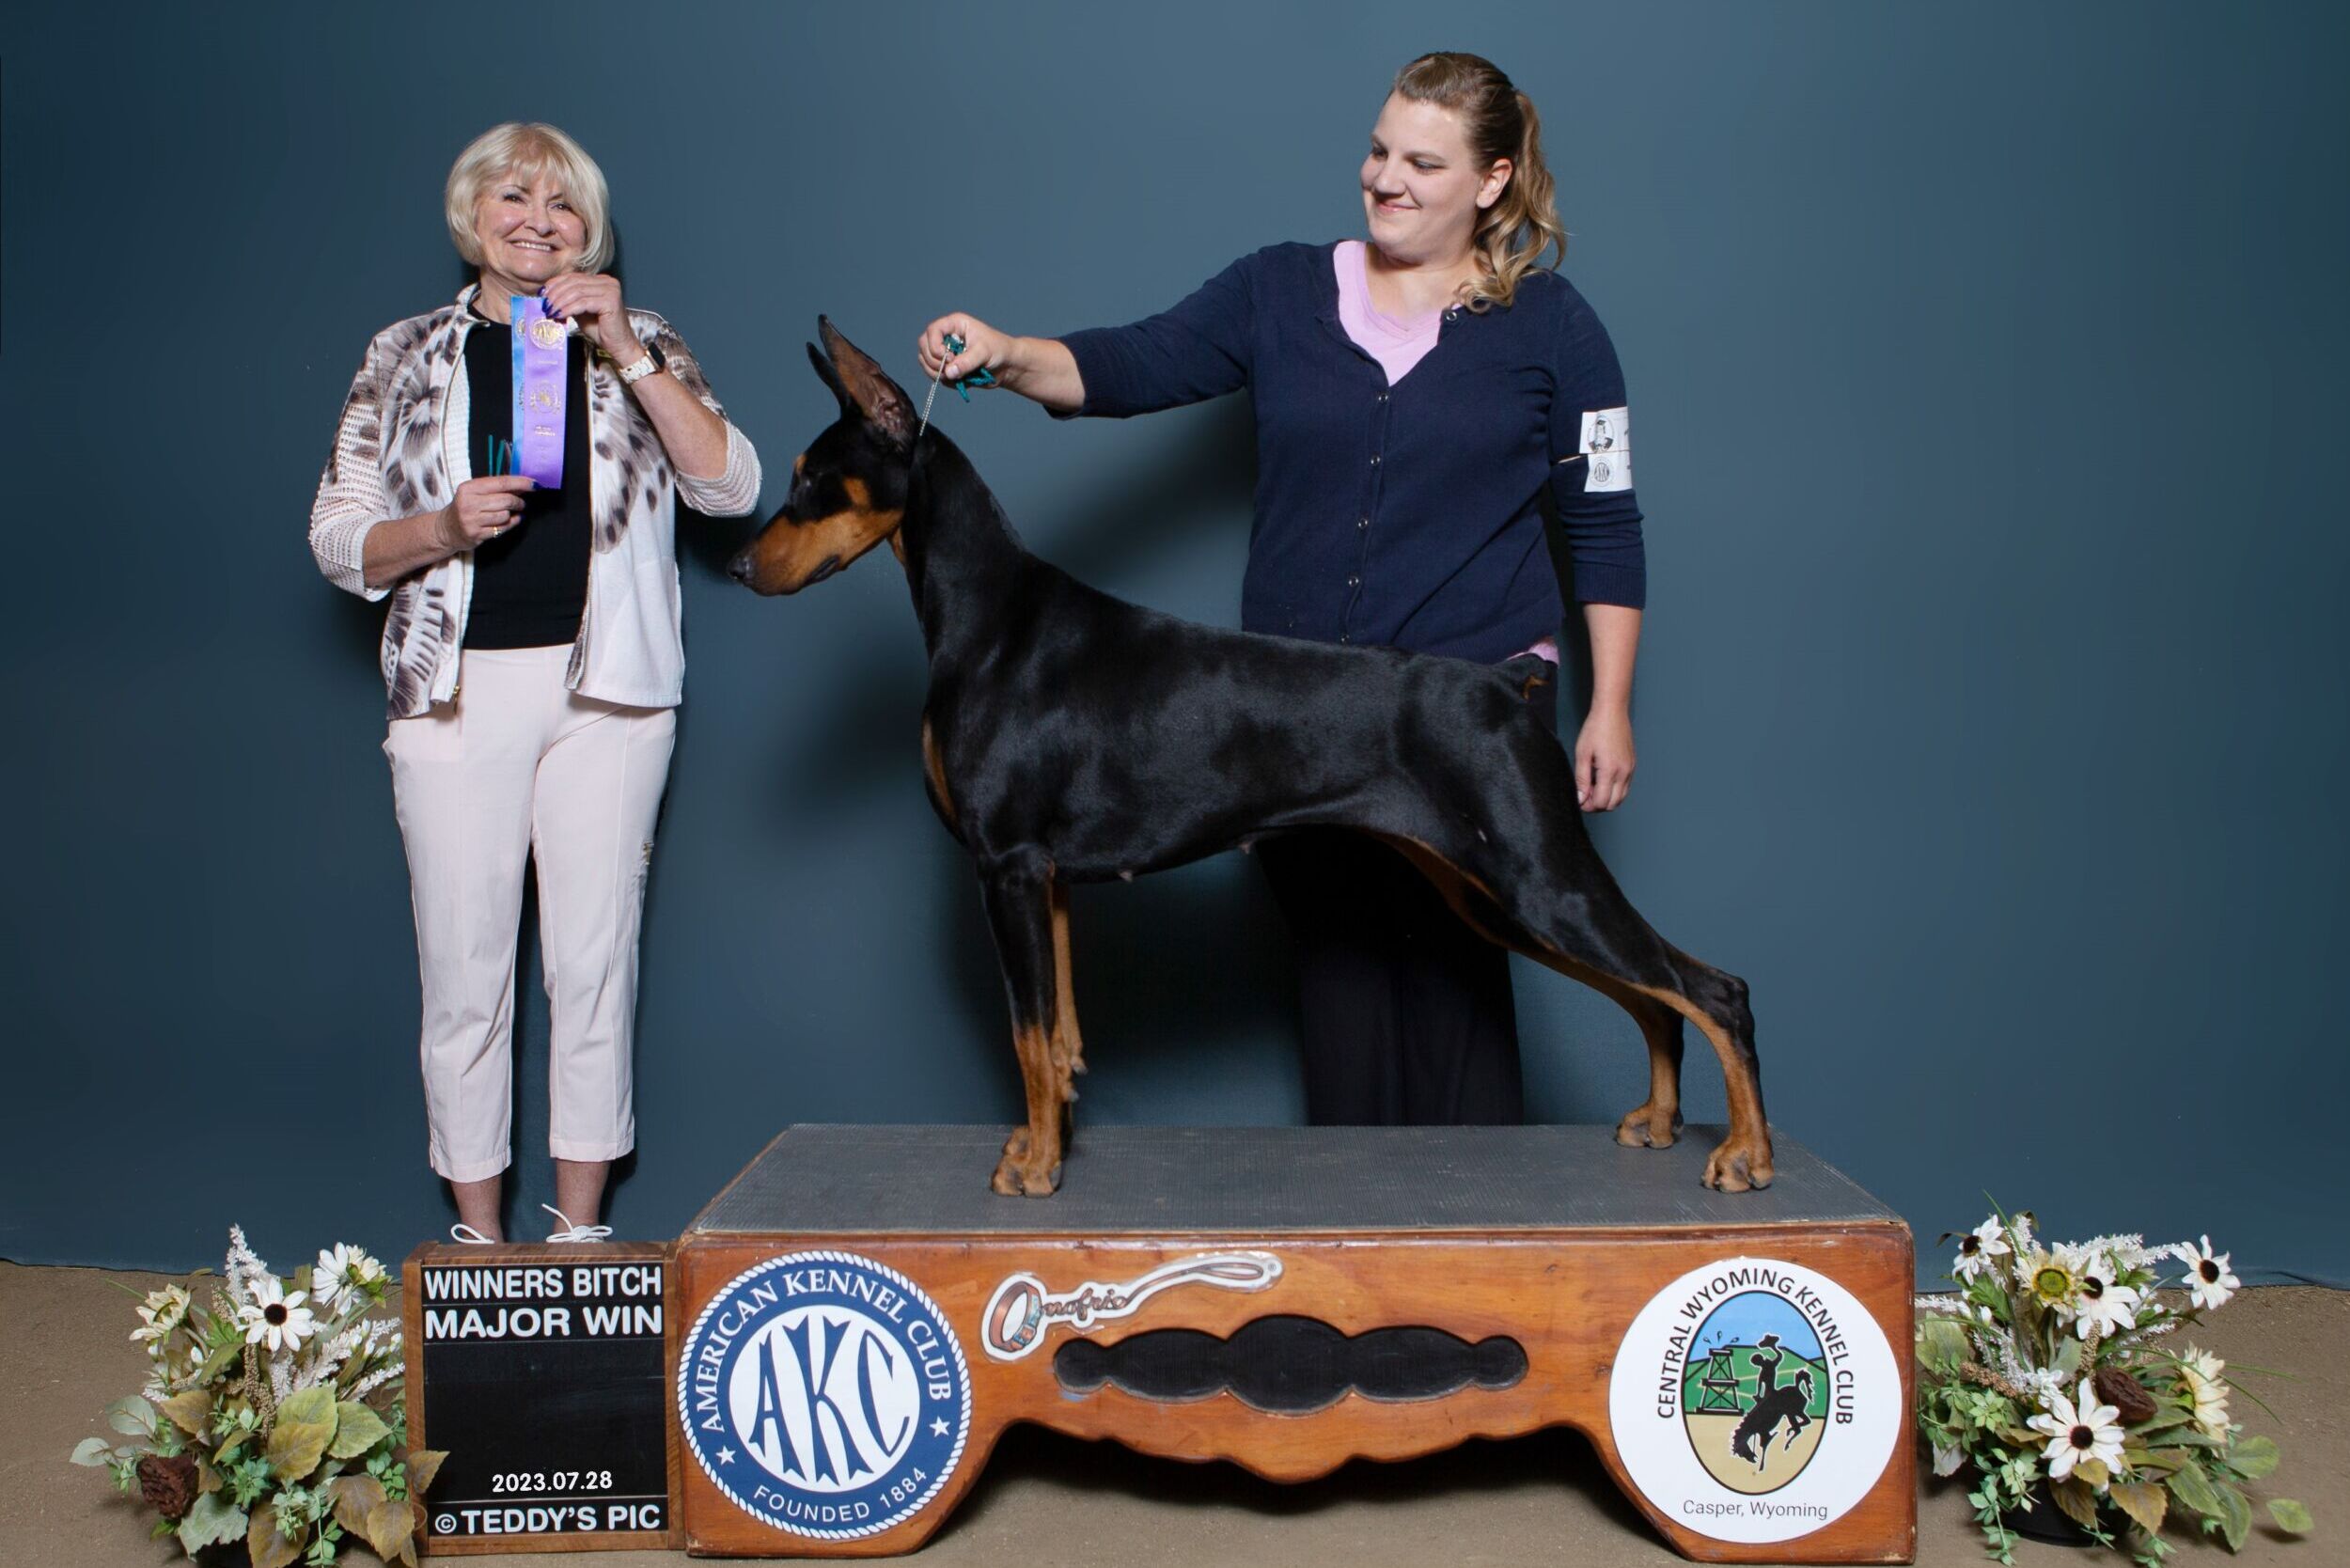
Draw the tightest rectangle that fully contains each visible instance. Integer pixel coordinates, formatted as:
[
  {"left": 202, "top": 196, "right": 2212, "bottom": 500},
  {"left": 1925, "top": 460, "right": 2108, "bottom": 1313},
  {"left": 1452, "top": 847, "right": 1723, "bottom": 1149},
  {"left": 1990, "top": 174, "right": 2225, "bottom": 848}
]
[
  {"left": 817, "top": 316, "right": 916, "bottom": 449},
  {"left": 807, "top": 341, "right": 849, "bottom": 411}
]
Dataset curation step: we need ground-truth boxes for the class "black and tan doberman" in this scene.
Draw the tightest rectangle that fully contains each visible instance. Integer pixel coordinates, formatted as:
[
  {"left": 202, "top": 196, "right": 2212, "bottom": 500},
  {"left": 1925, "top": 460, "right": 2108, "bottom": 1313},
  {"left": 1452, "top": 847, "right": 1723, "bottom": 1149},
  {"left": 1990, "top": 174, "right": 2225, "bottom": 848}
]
[{"left": 728, "top": 321, "right": 1771, "bottom": 1199}]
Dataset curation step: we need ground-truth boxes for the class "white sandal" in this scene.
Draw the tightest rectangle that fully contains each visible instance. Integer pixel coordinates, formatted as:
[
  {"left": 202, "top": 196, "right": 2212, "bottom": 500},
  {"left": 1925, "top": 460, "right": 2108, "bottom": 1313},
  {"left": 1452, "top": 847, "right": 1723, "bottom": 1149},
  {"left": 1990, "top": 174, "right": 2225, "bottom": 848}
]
[{"left": 541, "top": 1203, "right": 613, "bottom": 1244}]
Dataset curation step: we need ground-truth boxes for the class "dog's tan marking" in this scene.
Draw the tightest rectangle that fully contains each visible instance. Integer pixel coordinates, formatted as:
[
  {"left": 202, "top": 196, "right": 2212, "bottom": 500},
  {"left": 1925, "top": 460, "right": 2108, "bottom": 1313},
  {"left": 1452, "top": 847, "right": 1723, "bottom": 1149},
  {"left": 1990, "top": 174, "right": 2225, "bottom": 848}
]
[
  {"left": 1622, "top": 980, "right": 1772, "bottom": 1191},
  {"left": 993, "top": 1019, "right": 1064, "bottom": 1198},
  {"left": 1049, "top": 879, "right": 1086, "bottom": 1104},
  {"left": 920, "top": 716, "right": 957, "bottom": 830},
  {"left": 733, "top": 474, "right": 904, "bottom": 594}
]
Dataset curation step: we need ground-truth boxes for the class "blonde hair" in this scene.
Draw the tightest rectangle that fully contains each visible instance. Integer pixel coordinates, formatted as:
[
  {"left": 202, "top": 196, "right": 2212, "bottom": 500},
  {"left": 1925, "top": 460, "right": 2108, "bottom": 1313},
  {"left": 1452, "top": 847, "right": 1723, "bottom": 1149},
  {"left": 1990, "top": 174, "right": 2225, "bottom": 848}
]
[
  {"left": 443, "top": 122, "right": 614, "bottom": 274},
  {"left": 1390, "top": 53, "right": 1565, "bottom": 312}
]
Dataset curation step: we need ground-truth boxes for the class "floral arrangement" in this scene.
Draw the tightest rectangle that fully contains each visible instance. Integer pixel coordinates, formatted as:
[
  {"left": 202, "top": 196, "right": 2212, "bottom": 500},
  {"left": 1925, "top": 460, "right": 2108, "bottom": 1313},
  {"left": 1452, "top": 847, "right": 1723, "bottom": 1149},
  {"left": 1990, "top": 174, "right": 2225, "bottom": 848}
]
[
  {"left": 1915, "top": 1211, "right": 2312, "bottom": 1563},
  {"left": 70, "top": 1228, "right": 445, "bottom": 1566}
]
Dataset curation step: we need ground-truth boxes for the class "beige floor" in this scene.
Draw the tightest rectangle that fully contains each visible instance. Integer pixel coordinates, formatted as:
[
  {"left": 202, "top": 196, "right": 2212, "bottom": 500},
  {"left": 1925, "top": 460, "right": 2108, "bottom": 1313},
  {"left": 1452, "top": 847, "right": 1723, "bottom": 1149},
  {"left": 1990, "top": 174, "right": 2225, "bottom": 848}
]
[{"left": 7, "top": 1264, "right": 2338, "bottom": 1566}]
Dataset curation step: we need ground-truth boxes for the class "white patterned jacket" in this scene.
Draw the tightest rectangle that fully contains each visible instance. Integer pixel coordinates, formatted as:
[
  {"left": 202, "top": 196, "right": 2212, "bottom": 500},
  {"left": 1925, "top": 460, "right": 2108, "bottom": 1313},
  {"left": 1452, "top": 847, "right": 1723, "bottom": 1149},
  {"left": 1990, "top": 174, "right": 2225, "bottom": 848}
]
[{"left": 309, "top": 284, "right": 762, "bottom": 718}]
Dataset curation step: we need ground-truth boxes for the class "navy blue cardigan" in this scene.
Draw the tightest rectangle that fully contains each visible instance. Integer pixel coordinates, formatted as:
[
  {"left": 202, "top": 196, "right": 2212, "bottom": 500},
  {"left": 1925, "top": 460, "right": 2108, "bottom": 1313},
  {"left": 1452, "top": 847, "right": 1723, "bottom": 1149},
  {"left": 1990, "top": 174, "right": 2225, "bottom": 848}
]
[{"left": 1058, "top": 242, "right": 1645, "bottom": 665}]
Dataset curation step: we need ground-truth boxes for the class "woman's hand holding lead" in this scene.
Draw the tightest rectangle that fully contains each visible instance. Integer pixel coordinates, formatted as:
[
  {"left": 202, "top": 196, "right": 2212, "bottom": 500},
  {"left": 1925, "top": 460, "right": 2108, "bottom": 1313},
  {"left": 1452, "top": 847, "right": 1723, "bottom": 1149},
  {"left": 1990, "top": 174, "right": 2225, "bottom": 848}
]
[{"left": 916, "top": 314, "right": 1013, "bottom": 384}]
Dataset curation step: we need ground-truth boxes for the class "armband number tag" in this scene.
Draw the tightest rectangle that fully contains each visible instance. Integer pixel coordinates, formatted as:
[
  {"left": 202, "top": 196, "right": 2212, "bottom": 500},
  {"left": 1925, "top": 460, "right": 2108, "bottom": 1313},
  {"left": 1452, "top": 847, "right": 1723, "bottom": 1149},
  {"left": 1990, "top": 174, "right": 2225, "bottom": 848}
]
[{"left": 1579, "top": 407, "right": 1633, "bottom": 493}]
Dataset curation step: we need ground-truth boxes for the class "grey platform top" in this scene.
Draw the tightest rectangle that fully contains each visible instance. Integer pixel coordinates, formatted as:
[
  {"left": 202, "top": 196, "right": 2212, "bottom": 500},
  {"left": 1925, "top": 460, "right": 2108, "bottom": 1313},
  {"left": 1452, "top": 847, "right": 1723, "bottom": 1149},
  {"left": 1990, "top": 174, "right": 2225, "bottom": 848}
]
[{"left": 687, "top": 1125, "right": 1900, "bottom": 1237}]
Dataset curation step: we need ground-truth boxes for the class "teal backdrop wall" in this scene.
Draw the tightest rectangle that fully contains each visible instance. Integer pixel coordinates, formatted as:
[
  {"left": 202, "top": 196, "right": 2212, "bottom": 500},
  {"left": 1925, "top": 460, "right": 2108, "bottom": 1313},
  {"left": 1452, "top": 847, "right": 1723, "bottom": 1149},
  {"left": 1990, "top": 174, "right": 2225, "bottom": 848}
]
[{"left": 4, "top": 2, "right": 2344, "bottom": 1287}]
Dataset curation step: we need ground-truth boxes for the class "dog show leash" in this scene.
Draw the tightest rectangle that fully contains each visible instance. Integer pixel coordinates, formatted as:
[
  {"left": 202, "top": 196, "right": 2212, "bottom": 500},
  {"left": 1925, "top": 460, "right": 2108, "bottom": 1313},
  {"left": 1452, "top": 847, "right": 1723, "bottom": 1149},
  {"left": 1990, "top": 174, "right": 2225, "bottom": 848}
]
[{"left": 917, "top": 333, "right": 996, "bottom": 446}]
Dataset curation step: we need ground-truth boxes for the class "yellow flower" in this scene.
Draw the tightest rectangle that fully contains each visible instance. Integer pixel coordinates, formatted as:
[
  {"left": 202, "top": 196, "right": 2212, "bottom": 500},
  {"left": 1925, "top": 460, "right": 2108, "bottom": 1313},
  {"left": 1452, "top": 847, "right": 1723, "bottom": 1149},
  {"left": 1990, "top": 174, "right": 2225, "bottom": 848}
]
[
  {"left": 131, "top": 1285, "right": 192, "bottom": 1352},
  {"left": 2025, "top": 1247, "right": 2081, "bottom": 1319},
  {"left": 2178, "top": 1347, "right": 2230, "bottom": 1437}
]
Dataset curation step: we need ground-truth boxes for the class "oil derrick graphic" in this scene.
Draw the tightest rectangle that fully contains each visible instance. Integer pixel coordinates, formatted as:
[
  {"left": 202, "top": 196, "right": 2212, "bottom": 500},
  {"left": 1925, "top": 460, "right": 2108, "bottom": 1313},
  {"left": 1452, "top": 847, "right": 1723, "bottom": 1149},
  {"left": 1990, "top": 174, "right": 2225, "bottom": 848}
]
[{"left": 1694, "top": 1342, "right": 1746, "bottom": 1413}]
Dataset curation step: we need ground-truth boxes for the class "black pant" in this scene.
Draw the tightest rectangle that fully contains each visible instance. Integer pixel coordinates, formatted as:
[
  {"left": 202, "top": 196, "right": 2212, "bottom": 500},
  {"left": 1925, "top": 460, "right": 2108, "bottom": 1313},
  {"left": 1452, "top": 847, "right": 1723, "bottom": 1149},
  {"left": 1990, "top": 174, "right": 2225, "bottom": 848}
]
[{"left": 1257, "top": 680, "right": 1559, "bottom": 1126}]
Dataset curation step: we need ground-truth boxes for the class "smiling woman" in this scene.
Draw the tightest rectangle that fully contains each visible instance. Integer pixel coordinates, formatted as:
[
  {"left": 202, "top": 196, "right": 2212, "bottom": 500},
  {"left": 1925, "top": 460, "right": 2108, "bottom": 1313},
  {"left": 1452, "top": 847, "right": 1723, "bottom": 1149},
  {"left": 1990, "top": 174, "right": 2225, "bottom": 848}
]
[
  {"left": 307, "top": 121, "right": 762, "bottom": 1245},
  {"left": 911, "top": 52, "right": 1653, "bottom": 1131}
]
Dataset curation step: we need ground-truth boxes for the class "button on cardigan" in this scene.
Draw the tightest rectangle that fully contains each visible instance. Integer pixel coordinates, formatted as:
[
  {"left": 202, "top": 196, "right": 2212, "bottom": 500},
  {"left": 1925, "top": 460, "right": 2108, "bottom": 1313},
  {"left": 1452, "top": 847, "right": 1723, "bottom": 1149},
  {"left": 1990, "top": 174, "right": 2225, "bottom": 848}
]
[{"left": 1057, "top": 242, "right": 1645, "bottom": 665}]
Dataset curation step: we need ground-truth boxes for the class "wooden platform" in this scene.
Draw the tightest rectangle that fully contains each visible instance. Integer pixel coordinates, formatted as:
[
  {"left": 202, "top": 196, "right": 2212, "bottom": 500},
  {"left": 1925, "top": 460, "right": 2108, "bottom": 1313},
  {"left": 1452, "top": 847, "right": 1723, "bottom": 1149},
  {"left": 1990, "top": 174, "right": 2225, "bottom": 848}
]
[{"left": 673, "top": 1125, "right": 1915, "bottom": 1561}]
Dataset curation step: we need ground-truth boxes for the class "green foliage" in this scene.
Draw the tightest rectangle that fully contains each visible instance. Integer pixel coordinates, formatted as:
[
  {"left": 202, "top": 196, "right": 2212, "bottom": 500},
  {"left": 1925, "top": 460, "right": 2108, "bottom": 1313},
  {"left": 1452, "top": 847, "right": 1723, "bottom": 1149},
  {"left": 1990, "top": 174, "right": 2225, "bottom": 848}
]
[
  {"left": 2267, "top": 1499, "right": 2311, "bottom": 1535},
  {"left": 177, "top": 1489, "right": 247, "bottom": 1557},
  {"left": 228, "top": 1453, "right": 275, "bottom": 1508},
  {"left": 70, "top": 1230, "right": 415, "bottom": 1568},
  {"left": 1915, "top": 1209, "right": 2311, "bottom": 1565},
  {"left": 328, "top": 1401, "right": 390, "bottom": 1460}
]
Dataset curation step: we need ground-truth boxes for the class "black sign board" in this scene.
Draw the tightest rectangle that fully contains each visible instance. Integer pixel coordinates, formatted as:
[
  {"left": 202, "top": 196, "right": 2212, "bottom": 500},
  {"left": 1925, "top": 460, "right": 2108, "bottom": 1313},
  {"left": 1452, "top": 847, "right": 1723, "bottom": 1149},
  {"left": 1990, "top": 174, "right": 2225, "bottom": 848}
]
[{"left": 401, "top": 1243, "right": 678, "bottom": 1554}]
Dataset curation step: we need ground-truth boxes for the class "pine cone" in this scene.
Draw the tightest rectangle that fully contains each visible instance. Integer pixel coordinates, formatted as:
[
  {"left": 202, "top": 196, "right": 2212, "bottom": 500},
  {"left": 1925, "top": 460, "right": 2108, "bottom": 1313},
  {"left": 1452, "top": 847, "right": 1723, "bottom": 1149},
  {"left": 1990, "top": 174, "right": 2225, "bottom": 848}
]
[
  {"left": 136, "top": 1452, "right": 199, "bottom": 1521},
  {"left": 2093, "top": 1365, "right": 2159, "bottom": 1425}
]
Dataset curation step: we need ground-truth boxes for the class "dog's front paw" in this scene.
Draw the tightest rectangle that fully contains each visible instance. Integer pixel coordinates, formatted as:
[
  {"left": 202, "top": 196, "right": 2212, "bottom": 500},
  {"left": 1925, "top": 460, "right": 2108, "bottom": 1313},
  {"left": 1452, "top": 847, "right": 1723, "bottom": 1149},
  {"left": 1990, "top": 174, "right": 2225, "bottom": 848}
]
[
  {"left": 990, "top": 1127, "right": 1063, "bottom": 1197},
  {"left": 1701, "top": 1135, "right": 1776, "bottom": 1194},
  {"left": 990, "top": 1152, "right": 1061, "bottom": 1198},
  {"left": 1615, "top": 1103, "right": 1683, "bottom": 1149}
]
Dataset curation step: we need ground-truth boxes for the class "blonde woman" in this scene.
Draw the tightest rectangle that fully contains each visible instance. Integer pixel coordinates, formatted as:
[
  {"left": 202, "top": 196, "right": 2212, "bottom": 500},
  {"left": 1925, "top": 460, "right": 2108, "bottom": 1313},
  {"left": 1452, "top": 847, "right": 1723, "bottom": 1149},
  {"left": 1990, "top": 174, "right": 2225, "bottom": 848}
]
[
  {"left": 918, "top": 54, "right": 1645, "bottom": 1127},
  {"left": 310, "top": 122, "right": 760, "bottom": 1239}
]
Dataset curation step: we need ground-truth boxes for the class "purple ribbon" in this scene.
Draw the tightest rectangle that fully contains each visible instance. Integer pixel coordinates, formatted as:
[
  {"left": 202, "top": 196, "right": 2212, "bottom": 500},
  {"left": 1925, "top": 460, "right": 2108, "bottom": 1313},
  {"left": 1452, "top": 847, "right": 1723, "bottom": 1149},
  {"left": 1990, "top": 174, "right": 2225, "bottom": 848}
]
[{"left": 510, "top": 296, "right": 566, "bottom": 488}]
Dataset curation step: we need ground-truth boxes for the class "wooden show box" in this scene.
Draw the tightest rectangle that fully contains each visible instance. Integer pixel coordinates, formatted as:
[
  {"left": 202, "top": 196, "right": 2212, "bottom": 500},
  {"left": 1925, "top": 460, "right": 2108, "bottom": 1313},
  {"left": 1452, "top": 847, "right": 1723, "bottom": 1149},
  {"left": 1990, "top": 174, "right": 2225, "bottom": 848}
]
[{"left": 673, "top": 1125, "right": 1915, "bottom": 1562}]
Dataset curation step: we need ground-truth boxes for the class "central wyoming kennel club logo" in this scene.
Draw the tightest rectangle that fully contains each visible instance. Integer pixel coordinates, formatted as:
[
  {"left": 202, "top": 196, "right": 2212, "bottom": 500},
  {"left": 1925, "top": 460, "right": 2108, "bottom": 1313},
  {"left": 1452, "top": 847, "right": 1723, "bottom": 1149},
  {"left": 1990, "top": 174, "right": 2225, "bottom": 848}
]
[
  {"left": 1607, "top": 1257, "right": 1901, "bottom": 1544},
  {"left": 680, "top": 1252, "right": 971, "bottom": 1541}
]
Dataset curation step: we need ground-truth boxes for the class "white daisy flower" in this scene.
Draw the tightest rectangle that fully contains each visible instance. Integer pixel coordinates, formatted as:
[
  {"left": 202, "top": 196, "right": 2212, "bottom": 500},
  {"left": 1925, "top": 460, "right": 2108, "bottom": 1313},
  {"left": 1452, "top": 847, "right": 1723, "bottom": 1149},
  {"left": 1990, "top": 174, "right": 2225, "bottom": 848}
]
[
  {"left": 2074, "top": 1259, "right": 2141, "bottom": 1340},
  {"left": 131, "top": 1284, "right": 192, "bottom": 1348},
  {"left": 2176, "top": 1236, "right": 2239, "bottom": 1310},
  {"left": 2028, "top": 1378, "right": 2126, "bottom": 1485},
  {"left": 2178, "top": 1347, "right": 2231, "bottom": 1436},
  {"left": 238, "top": 1275, "right": 316, "bottom": 1355},
  {"left": 312, "top": 1243, "right": 384, "bottom": 1310},
  {"left": 1955, "top": 1218, "right": 2012, "bottom": 1279}
]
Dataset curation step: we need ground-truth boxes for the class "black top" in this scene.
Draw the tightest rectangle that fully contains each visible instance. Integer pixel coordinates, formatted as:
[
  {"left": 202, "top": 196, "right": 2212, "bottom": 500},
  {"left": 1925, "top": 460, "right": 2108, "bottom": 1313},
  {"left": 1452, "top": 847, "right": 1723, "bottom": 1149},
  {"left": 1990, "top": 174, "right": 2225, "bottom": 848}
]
[{"left": 461, "top": 316, "right": 593, "bottom": 650}]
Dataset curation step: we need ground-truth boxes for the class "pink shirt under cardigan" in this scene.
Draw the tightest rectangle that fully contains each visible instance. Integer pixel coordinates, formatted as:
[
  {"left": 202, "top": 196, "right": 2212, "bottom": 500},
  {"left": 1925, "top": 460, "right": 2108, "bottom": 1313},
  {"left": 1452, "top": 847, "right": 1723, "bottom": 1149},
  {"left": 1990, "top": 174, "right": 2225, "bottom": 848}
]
[{"left": 1332, "top": 242, "right": 1559, "bottom": 666}]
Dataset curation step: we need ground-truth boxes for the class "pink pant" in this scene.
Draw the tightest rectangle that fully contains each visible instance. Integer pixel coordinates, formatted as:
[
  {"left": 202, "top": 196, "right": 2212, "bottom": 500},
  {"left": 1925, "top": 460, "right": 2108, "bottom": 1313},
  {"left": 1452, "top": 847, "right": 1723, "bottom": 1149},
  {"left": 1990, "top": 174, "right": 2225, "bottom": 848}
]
[{"left": 384, "top": 646, "right": 676, "bottom": 1181}]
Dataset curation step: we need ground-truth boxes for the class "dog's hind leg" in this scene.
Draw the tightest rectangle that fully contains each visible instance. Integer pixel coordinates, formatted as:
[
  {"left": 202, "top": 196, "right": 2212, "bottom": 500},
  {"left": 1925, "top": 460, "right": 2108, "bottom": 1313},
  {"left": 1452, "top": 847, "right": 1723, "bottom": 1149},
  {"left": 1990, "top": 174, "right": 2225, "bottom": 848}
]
[
  {"left": 1377, "top": 828, "right": 1771, "bottom": 1191},
  {"left": 1650, "top": 955, "right": 1770, "bottom": 1191},
  {"left": 1595, "top": 980, "right": 1686, "bottom": 1151},
  {"left": 1543, "top": 939, "right": 1769, "bottom": 1191},
  {"left": 978, "top": 853, "right": 1066, "bottom": 1197},
  {"left": 1375, "top": 838, "right": 1683, "bottom": 1146}
]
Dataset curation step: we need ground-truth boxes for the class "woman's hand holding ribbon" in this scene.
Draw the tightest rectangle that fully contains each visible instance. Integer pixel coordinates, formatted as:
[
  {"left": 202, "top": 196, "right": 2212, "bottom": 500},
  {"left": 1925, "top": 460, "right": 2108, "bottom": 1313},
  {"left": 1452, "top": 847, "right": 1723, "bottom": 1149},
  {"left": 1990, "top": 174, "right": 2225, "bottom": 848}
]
[{"left": 540, "top": 272, "right": 641, "bottom": 362}]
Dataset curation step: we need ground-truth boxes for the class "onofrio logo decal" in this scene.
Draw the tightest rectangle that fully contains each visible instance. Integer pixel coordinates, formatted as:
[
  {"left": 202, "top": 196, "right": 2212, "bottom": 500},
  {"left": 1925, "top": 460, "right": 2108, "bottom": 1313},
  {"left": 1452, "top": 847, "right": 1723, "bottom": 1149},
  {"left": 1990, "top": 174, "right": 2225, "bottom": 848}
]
[
  {"left": 680, "top": 1252, "right": 970, "bottom": 1540},
  {"left": 1607, "top": 1257, "right": 1899, "bottom": 1543}
]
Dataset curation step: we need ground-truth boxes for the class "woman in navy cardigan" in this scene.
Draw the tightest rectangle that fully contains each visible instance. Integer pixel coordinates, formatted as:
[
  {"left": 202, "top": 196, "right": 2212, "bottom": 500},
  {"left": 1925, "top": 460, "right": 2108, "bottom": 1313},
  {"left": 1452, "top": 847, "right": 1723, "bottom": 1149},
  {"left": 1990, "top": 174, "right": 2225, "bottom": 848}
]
[{"left": 916, "top": 53, "right": 1647, "bottom": 1127}]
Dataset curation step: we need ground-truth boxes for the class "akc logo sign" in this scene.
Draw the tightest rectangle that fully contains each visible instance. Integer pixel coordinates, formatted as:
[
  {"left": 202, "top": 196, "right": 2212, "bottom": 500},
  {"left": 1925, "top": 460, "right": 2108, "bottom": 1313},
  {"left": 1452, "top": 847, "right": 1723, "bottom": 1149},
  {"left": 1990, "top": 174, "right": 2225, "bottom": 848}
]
[
  {"left": 680, "top": 1252, "right": 970, "bottom": 1541},
  {"left": 1607, "top": 1257, "right": 1899, "bottom": 1544}
]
